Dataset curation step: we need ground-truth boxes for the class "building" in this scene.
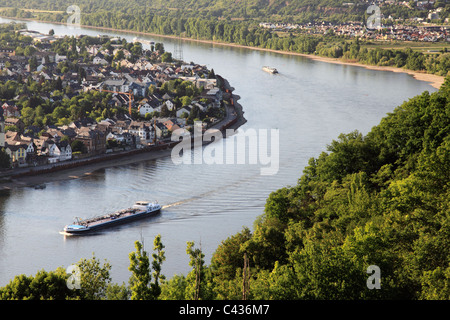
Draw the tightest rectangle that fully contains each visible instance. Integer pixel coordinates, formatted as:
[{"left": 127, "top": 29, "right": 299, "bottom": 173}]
[
  {"left": 48, "top": 140, "right": 72, "bottom": 162},
  {"left": 75, "top": 126, "right": 106, "bottom": 155},
  {"left": 154, "top": 122, "right": 169, "bottom": 139},
  {"left": 4, "top": 143, "right": 27, "bottom": 166}
]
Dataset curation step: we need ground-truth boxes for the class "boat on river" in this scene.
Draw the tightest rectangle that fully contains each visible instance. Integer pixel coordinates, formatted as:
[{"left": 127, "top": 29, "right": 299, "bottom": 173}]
[
  {"left": 262, "top": 66, "right": 278, "bottom": 74},
  {"left": 132, "top": 37, "right": 155, "bottom": 45},
  {"left": 63, "top": 201, "right": 161, "bottom": 234}
]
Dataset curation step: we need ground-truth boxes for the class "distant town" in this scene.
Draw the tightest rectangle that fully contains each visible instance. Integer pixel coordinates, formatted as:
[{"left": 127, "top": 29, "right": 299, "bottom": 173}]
[
  {"left": 0, "top": 27, "right": 237, "bottom": 172},
  {"left": 259, "top": 22, "right": 450, "bottom": 43},
  {"left": 259, "top": 0, "right": 450, "bottom": 42}
]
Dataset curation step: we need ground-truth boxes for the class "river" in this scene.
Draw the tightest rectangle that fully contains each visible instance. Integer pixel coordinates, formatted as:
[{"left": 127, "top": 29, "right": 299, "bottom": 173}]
[{"left": 0, "top": 17, "right": 438, "bottom": 286}]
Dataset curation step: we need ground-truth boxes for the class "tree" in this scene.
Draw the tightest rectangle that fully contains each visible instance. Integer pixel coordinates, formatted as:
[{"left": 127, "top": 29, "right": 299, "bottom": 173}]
[
  {"left": 128, "top": 236, "right": 165, "bottom": 300},
  {"left": 0, "top": 148, "right": 11, "bottom": 169},
  {"left": 151, "top": 234, "right": 166, "bottom": 298},
  {"left": 160, "top": 274, "right": 187, "bottom": 300},
  {"left": 160, "top": 104, "right": 170, "bottom": 117},
  {"left": 161, "top": 52, "right": 173, "bottom": 62},
  {"left": 208, "top": 68, "right": 216, "bottom": 79},
  {"left": 0, "top": 268, "right": 76, "bottom": 300},
  {"left": 71, "top": 139, "right": 87, "bottom": 153},
  {"left": 128, "top": 240, "right": 153, "bottom": 300},
  {"left": 211, "top": 227, "right": 252, "bottom": 281},
  {"left": 76, "top": 254, "right": 112, "bottom": 300},
  {"left": 155, "top": 43, "right": 165, "bottom": 54},
  {"left": 185, "top": 241, "right": 213, "bottom": 300}
]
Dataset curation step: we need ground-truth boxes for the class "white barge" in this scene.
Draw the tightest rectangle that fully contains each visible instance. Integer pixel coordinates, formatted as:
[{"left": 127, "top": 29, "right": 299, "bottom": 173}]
[
  {"left": 262, "top": 66, "right": 278, "bottom": 74},
  {"left": 63, "top": 201, "right": 161, "bottom": 234}
]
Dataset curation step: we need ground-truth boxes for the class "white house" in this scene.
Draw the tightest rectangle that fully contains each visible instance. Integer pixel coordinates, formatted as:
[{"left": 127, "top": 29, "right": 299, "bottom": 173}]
[
  {"left": 128, "top": 121, "right": 155, "bottom": 144},
  {"left": 139, "top": 103, "right": 159, "bottom": 116},
  {"left": 55, "top": 53, "right": 67, "bottom": 62},
  {"left": 107, "top": 132, "right": 134, "bottom": 146},
  {"left": 176, "top": 106, "right": 192, "bottom": 118},
  {"left": 93, "top": 56, "right": 108, "bottom": 65},
  {"left": 26, "top": 141, "right": 36, "bottom": 155},
  {"left": 48, "top": 141, "right": 72, "bottom": 162},
  {"left": 164, "top": 100, "right": 175, "bottom": 111}
]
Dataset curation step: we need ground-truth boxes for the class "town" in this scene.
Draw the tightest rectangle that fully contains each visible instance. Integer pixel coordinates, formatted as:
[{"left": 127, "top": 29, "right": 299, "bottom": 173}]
[
  {"left": 0, "top": 26, "right": 236, "bottom": 170},
  {"left": 259, "top": 0, "right": 450, "bottom": 42},
  {"left": 259, "top": 21, "right": 450, "bottom": 42}
]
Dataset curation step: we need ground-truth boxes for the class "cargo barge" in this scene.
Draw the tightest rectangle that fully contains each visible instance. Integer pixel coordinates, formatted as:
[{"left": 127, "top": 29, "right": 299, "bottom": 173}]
[{"left": 63, "top": 201, "right": 161, "bottom": 234}]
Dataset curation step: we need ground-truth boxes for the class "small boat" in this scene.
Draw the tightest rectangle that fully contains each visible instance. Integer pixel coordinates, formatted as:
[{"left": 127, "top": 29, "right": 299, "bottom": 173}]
[
  {"left": 132, "top": 37, "right": 155, "bottom": 45},
  {"left": 63, "top": 201, "right": 161, "bottom": 235},
  {"left": 262, "top": 66, "right": 278, "bottom": 74}
]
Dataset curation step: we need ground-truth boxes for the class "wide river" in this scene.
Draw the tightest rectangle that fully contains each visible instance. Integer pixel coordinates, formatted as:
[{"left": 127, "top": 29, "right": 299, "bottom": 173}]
[{"left": 0, "top": 17, "right": 438, "bottom": 286}]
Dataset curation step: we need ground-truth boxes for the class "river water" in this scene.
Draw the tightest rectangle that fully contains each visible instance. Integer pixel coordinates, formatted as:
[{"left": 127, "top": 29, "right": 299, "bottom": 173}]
[{"left": 0, "top": 17, "right": 438, "bottom": 286}]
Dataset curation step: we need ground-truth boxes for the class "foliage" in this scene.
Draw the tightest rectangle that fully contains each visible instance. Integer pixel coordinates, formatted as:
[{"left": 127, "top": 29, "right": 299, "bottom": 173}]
[
  {"left": 0, "top": 268, "right": 77, "bottom": 300},
  {"left": 76, "top": 254, "right": 112, "bottom": 300},
  {"left": 128, "top": 236, "right": 165, "bottom": 300},
  {"left": 0, "top": 148, "right": 11, "bottom": 169}
]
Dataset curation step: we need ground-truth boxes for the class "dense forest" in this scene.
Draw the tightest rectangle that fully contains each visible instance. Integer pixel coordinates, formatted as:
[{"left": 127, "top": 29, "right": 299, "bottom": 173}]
[
  {"left": 1, "top": 76, "right": 449, "bottom": 300},
  {"left": 0, "top": 0, "right": 370, "bottom": 22},
  {"left": 1, "top": 0, "right": 449, "bottom": 23}
]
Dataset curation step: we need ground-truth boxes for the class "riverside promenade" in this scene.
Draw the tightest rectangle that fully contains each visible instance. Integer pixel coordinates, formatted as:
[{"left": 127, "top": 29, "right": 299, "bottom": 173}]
[{"left": 0, "top": 89, "right": 246, "bottom": 190}]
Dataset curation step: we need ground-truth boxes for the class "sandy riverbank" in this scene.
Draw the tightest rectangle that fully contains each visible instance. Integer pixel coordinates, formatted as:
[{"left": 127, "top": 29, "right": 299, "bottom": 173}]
[{"left": 1, "top": 16, "right": 445, "bottom": 89}]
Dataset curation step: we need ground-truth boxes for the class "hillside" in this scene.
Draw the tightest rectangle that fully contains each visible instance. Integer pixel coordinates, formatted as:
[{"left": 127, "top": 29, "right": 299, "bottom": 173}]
[{"left": 0, "top": 0, "right": 369, "bottom": 22}]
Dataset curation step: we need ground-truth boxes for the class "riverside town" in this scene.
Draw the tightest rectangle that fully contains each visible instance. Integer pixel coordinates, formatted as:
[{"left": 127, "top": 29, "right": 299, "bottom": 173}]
[
  {"left": 0, "top": 0, "right": 448, "bottom": 305},
  {"left": 0, "top": 23, "right": 244, "bottom": 184}
]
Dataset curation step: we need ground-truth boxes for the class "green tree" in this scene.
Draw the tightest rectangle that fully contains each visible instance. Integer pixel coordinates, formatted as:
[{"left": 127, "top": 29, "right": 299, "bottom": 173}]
[
  {"left": 185, "top": 241, "right": 214, "bottom": 300},
  {"left": 151, "top": 234, "right": 166, "bottom": 298},
  {"left": 71, "top": 140, "right": 87, "bottom": 153},
  {"left": 0, "top": 148, "right": 11, "bottom": 169},
  {"left": 0, "top": 268, "right": 75, "bottom": 300},
  {"left": 128, "top": 240, "right": 153, "bottom": 300},
  {"left": 128, "top": 235, "right": 165, "bottom": 300},
  {"left": 77, "top": 254, "right": 112, "bottom": 300}
]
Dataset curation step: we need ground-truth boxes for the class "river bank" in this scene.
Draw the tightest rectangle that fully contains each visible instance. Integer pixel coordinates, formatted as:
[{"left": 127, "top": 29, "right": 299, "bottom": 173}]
[
  {"left": 0, "top": 93, "right": 246, "bottom": 191},
  {"left": 1, "top": 16, "right": 445, "bottom": 89}
]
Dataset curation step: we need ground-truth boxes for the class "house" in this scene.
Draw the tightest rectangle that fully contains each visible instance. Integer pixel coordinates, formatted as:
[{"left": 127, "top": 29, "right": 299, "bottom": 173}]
[
  {"left": 107, "top": 131, "right": 134, "bottom": 146},
  {"left": 139, "top": 103, "right": 158, "bottom": 116},
  {"left": 102, "top": 78, "right": 130, "bottom": 93},
  {"left": 129, "top": 81, "right": 146, "bottom": 97},
  {"left": 163, "top": 100, "right": 175, "bottom": 111},
  {"left": 163, "top": 119, "right": 181, "bottom": 132},
  {"left": 93, "top": 56, "right": 108, "bottom": 65},
  {"left": 48, "top": 140, "right": 72, "bottom": 162},
  {"left": 176, "top": 106, "right": 192, "bottom": 118},
  {"left": 75, "top": 126, "right": 106, "bottom": 155},
  {"left": 206, "top": 87, "right": 223, "bottom": 107},
  {"left": 5, "top": 118, "right": 25, "bottom": 132},
  {"left": 154, "top": 122, "right": 169, "bottom": 139},
  {"left": 128, "top": 121, "right": 155, "bottom": 143},
  {"left": 5, "top": 143, "right": 27, "bottom": 166},
  {"left": 1, "top": 102, "right": 20, "bottom": 118}
]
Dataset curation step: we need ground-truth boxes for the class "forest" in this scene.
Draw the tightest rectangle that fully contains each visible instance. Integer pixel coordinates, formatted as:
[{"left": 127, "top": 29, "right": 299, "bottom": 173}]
[
  {"left": 0, "top": 0, "right": 448, "bottom": 22},
  {"left": 1, "top": 75, "right": 449, "bottom": 300}
]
